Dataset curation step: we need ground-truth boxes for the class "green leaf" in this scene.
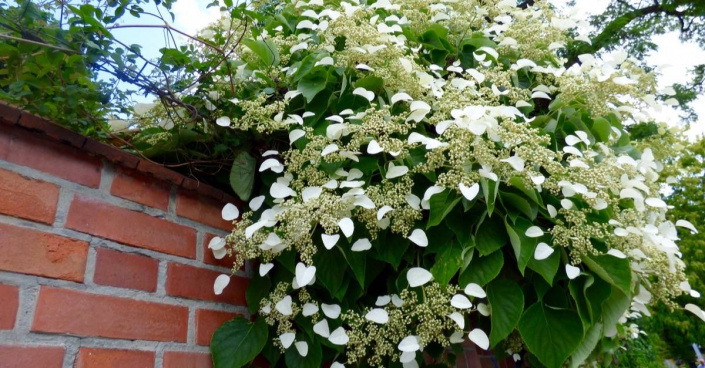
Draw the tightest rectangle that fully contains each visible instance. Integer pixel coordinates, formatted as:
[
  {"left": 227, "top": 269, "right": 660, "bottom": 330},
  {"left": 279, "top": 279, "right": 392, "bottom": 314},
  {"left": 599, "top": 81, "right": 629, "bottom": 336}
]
[
  {"left": 341, "top": 244, "right": 366, "bottom": 288},
  {"left": 505, "top": 217, "right": 538, "bottom": 273},
  {"left": 581, "top": 253, "right": 632, "bottom": 295},
  {"left": 313, "top": 247, "right": 347, "bottom": 297},
  {"left": 298, "top": 68, "right": 328, "bottom": 102},
  {"left": 458, "top": 249, "right": 504, "bottom": 287},
  {"left": 508, "top": 176, "right": 540, "bottom": 204},
  {"left": 480, "top": 178, "right": 499, "bottom": 216},
  {"left": 475, "top": 214, "right": 507, "bottom": 256},
  {"left": 211, "top": 317, "right": 268, "bottom": 368},
  {"left": 430, "top": 240, "right": 463, "bottom": 286},
  {"left": 427, "top": 190, "right": 461, "bottom": 228},
  {"left": 284, "top": 337, "right": 322, "bottom": 368},
  {"left": 590, "top": 118, "right": 611, "bottom": 142},
  {"left": 246, "top": 273, "right": 271, "bottom": 314},
  {"left": 601, "top": 286, "right": 630, "bottom": 338},
  {"left": 372, "top": 232, "right": 409, "bottom": 269},
  {"left": 527, "top": 249, "right": 560, "bottom": 285},
  {"left": 487, "top": 279, "right": 524, "bottom": 347},
  {"left": 230, "top": 151, "right": 255, "bottom": 201},
  {"left": 569, "top": 322, "right": 602, "bottom": 368},
  {"left": 242, "top": 38, "right": 279, "bottom": 67},
  {"left": 354, "top": 75, "right": 384, "bottom": 92},
  {"left": 500, "top": 192, "right": 537, "bottom": 220},
  {"left": 518, "top": 303, "right": 584, "bottom": 368}
]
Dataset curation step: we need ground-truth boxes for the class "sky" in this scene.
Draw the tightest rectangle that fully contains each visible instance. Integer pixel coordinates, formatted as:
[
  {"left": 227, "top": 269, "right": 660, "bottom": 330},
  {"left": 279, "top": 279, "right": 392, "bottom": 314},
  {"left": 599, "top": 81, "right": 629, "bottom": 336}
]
[{"left": 111, "top": 0, "right": 704, "bottom": 139}]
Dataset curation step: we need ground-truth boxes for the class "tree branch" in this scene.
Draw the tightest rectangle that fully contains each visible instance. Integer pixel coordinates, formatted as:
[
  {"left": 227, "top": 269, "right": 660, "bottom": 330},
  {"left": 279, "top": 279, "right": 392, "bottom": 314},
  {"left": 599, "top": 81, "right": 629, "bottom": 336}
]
[{"left": 0, "top": 33, "right": 80, "bottom": 54}]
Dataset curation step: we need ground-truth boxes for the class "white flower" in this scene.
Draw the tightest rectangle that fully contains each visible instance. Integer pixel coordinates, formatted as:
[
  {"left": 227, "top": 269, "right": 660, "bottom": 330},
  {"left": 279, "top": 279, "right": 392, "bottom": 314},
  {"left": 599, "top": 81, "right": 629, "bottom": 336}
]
[
  {"left": 468, "top": 329, "right": 490, "bottom": 350},
  {"left": 451, "top": 294, "right": 472, "bottom": 309},
  {"left": 365, "top": 308, "right": 389, "bottom": 324},
  {"left": 534, "top": 242, "right": 554, "bottom": 260},
  {"left": 353, "top": 87, "right": 375, "bottom": 101},
  {"left": 464, "top": 283, "right": 486, "bottom": 298},
  {"left": 408, "top": 229, "right": 428, "bottom": 247},
  {"left": 459, "top": 182, "right": 480, "bottom": 201},
  {"left": 398, "top": 336, "right": 421, "bottom": 352},
  {"left": 407, "top": 268, "right": 433, "bottom": 287},
  {"left": 329, "top": 327, "right": 349, "bottom": 345},
  {"left": 322, "top": 303, "right": 341, "bottom": 319},
  {"left": 214, "top": 274, "right": 230, "bottom": 295},
  {"left": 525, "top": 226, "right": 544, "bottom": 238},
  {"left": 221, "top": 203, "right": 239, "bottom": 221}
]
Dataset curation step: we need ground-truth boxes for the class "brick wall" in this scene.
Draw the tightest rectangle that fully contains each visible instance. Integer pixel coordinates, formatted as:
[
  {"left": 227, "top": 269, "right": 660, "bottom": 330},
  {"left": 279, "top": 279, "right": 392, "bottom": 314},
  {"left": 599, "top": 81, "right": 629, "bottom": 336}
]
[{"left": 0, "top": 106, "right": 248, "bottom": 368}]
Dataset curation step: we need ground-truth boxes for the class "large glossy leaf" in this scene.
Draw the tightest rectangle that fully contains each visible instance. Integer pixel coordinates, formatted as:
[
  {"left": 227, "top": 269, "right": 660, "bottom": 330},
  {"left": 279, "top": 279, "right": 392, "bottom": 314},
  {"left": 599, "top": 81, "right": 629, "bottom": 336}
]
[
  {"left": 242, "top": 38, "right": 279, "bottom": 67},
  {"left": 430, "top": 240, "right": 463, "bottom": 286},
  {"left": 298, "top": 68, "right": 329, "bottom": 102},
  {"left": 527, "top": 249, "right": 560, "bottom": 285},
  {"left": 230, "top": 151, "right": 255, "bottom": 201},
  {"left": 458, "top": 249, "right": 504, "bottom": 287},
  {"left": 211, "top": 317, "right": 268, "bottom": 368},
  {"left": 371, "top": 232, "right": 409, "bottom": 269},
  {"left": 475, "top": 214, "right": 507, "bottom": 256},
  {"left": 601, "top": 286, "right": 630, "bottom": 338},
  {"left": 569, "top": 322, "right": 602, "bottom": 368},
  {"left": 313, "top": 247, "right": 347, "bottom": 296},
  {"left": 505, "top": 217, "right": 538, "bottom": 273},
  {"left": 246, "top": 273, "right": 271, "bottom": 314},
  {"left": 581, "top": 253, "right": 632, "bottom": 295},
  {"left": 427, "top": 190, "right": 461, "bottom": 228},
  {"left": 487, "top": 279, "right": 524, "bottom": 347},
  {"left": 518, "top": 302, "right": 584, "bottom": 368}
]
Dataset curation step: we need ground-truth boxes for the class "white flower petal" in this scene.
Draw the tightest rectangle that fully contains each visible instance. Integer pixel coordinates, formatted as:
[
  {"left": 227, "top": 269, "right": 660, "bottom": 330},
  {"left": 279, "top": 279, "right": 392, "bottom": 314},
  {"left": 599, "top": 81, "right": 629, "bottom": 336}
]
[
  {"left": 270, "top": 182, "right": 296, "bottom": 199},
  {"left": 303, "top": 303, "right": 319, "bottom": 317},
  {"left": 534, "top": 242, "right": 554, "bottom": 260},
  {"left": 214, "top": 274, "right": 230, "bottom": 295},
  {"left": 547, "top": 204, "right": 558, "bottom": 218},
  {"left": 260, "top": 158, "right": 284, "bottom": 173},
  {"left": 353, "top": 87, "right": 375, "bottom": 102},
  {"left": 407, "top": 267, "right": 433, "bottom": 287},
  {"left": 448, "top": 312, "right": 465, "bottom": 329},
  {"left": 645, "top": 197, "right": 667, "bottom": 208},
  {"left": 289, "top": 129, "right": 306, "bottom": 144},
  {"left": 302, "top": 187, "right": 323, "bottom": 203},
  {"left": 295, "top": 341, "right": 309, "bottom": 357},
  {"left": 321, "top": 233, "right": 340, "bottom": 250},
  {"left": 477, "top": 303, "right": 490, "bottom": 316},
  {"left": 525, "top": 226, "right": 544, "bottom": 238},
  {"left": 408, "top": 229, "right": 428, "bottom": 247},
  {"left": 329, "top": 327, "right": 349, "bottom": 345},
  {"left": 391, "top": 92, "right": 413, "bottom": 104},
  {"left": 367, "top": 140, "right": 384, "bottom": 154},
  {"left": 459, "top": 182, "right": 480, "bottom": 201},
  {"left": 279, "top": 333, "right": 296, "bottom": 349},
  {"left": 322, "top": 144, "right": 339, "bottom": 156},
  {"left": 451, "top": 294, "right": 473, "bottom": 309},
  {"left": 295, "top": 262, "right": 317, "bottom": 287},
  {"left": 313, "top": 319, "right": 331, "bottom": 337},
  {"left": 339, "top": 217, "right": 355, "bottom": 238},
  {"left": 468, "top": 329, "right": 490, "bottom": 350},
  {"left": 222, "top": 203, "right": 239, "bottom": 221},
  {"left": 377, "top": 206, "right": 393, "bottom": 220},
  {"left": 208, "top": 236, "right": 226, "bottom": 251},
  {"left": 398, "top": 335, "right": 421, "bottom": 352},
  {"left": 449, "top": 331, "right": 465, "bottom": 343},
  {"left": 276, "top": 295, "right": 293, "bottom": 315},
  {"left": 386, "top": 164, "right": 409, "bottom": 179},
  {"left": 376, "top": 295, "right": 391, "bottom": 306},
  {"left": 501, "top": 155, "right": 525, "bottom": 172},
  {"left": 322, "top": 303, "right": 341, "bottom": 319},
  {"left": 216, "top": 116, "right": 231, "bottom": 127},
  {"left": 392, "top": 294, "right": 404, "bottom": 307},
  {"left": 464, "top": 283, "right": 486, "bottom": 298},
  {"left": 365, "top": 308, "right": 389, "bottom": 324},
  {"left": 676, "top": 219, "right": 698, "bottom": 234},
  {"left": 607, "top": 249, "right": 627, "bottom": 259},
  {"left": 259, "top": 263, "right": 274, "bottom": 276},
  {"left": 565, "top": 264, "right": 581, "bottom": 279},
  {"left": 249, "top": 196, "right": 265, "bottom": 211},
  {"left": 351, "top": 238, "right": 372, "bottom": 252},
  {"left": 685, "top": 304, "right": 705, "bottom": 322}
]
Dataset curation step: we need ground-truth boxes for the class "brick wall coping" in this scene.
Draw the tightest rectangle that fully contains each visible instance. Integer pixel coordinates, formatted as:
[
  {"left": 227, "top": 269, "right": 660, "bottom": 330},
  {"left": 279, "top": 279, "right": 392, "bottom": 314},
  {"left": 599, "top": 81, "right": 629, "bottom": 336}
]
[{"left": 0, "top": 102, "right": 231, "bottom": 203}]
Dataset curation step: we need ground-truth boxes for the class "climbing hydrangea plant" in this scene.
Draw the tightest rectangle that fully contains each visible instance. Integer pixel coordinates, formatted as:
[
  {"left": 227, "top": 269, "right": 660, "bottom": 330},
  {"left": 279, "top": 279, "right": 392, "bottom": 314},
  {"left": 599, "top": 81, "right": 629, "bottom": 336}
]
[{"left": 204, "top": 0, "right": 702, "bottom": 367}]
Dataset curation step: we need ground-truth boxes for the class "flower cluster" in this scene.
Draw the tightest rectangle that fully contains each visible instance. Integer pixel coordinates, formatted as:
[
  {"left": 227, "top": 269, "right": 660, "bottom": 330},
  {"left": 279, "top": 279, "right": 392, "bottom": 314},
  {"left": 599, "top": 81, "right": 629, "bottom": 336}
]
[{"left": 203, "top": 0, "right": 700, "bottom": 367}]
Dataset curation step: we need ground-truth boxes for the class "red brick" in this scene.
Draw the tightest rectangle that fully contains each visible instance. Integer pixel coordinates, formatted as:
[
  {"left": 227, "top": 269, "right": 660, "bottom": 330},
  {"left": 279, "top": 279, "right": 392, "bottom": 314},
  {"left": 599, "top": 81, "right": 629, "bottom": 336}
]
[
  {"left": 163, "top": 351, "right": 212, "bottom": 368},
  {"left": 74, "top": 348, "right": 155, "bottom": 368},
  {"left": 202, "top": 234, "right": 235, "bottom": 269},
  {"left": 0, "top": 345, "right": 64, "bottom": 368},
  {"left": 0, "top": 284, "right": 19, "bottom": 329},
  {"left": 0, "top": 102, "right": 21, "bottom": 125},
  {"left": 0, "top": 168, "right": 60, "bottom": 224},
  {"left": 0, "top": 223, "right": 88, "bottom": 282},
  {"left": 17, "top": 113, "right": 86, "bottom": 148},
  {"left": 2, "top": 128, "right": 101, "bottom": 188},
  {"left": 0, "top": 124, "right": 12, "bottom": 158},
  {"left": 166, "top": 263, "right": 248, "bottom": 305},
  {"left": 176, "top": 191, "right": 235, "bottom": 231},
  {"left": 66, "top": 195, "right": 196, "bottom": 258},
  {"left": 137, "top": 160, "right": 184, "bottom": 186},
  {"left": 93, "top": 248, "right": 159, "bottom": 292},
  {"left": 83, "top": 140, "right": 139, "bottom": 169},
  {"left": 111, "top": 167, "right": 170, "bottom": 210},
  {"left": 195, "top": 309, "right": 238, "bottom": 346},
  {"left": 32, "top": 287, "right": 188, "bottom": 342}
]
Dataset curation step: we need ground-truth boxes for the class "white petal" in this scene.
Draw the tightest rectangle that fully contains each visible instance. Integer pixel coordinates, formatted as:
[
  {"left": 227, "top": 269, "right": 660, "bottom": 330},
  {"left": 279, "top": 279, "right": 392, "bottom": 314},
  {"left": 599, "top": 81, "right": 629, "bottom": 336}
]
[
  {"left": 547, "top": 204, "right": 558, "bottom": 218},
  {"left": 565, "top": 264, "right": 581, "bottom": 279},
  {"left": 685, "top": 304, "right": 705, "bottom": 322},
  {"left": 352, "top": 87, "right": 375, "bottom": 102},
  {"left": 469, "top": 329, "right": 490, "bottom": 350},
  {"left": 216, "top": 116, "right": 231, "bottom": 127},
  {"left": 351, "top": 238, "right": 372, "bottom": 251},
  {"left": 338, "top": 217, "right": 355, "bottom": 237},
  {"left": 276, "top": 295, "right": 293, "bottom": 315},
  {"left": 645, "top": 197, "right": 667, "bottom": 208},
  {"left": 386, "top": 164, "right": 409, "bottom": 179},
  {"left": 407, "top": 267, "right": 433, "bottom": 287},
  {"left": 676, "top": 219, "right": 698, "bottom": 234},
  {"left": 534, "top": 242, "right": 554, "bottom": 260},
  {"left": 321, "top": 233, "right": 340, "bottom": 250},
  {"left": 422, "top": 185, "right": 445, "bottom": 202},
  {"left": 321, "top": 144, "right": 339, "bottom": 156},
  {"left": 295, "top": 341, "right": 309, "bottom": 357},
  {"left": 408, "top": 229, "right": 428, "bottom": 247},
  {"left": 400, "top": 351, "right": 416, "bottom": 364},
  {"left": 249, "top": 196, "right": 265, "bottom": 211},
  {"left": 392, "top": 294, "right": 404, "bottom": 307},
  {"left": 607, "top": 249, "right": 627, "bottom": 259},
  {"left": 449, "top": 331, "right": 465, "bottom": 344},
  {"left": 289, "top": 129, "right": 306, "bottom": 144},
  {"left": 501, "top": 155, "right": 525, "bottom": 172},
  {"left": 391, "top": 92, "right": 413, "bottom": 104},
  {"left": 279, "top": 333, "right": 295, "bottom": 349},
  {"left": 270, "top": 182, "right": 296, "bottom": 199},
  {"left": 376, "top": 295, "right": 391, "bottom": 306},
  {"left": 459, "top": 182, "right": 480, "bottom": 201},
  {"left": 322, "top": 303, "right": 341, "bottom": 319},
  {"left": 208, "top": 236, "right": 226, "bottom": 251},
  {"left": 302, "top": 187, "right": 323, "bottom": 203},
  {"left": 398, "top": 336, "right": 421, "bottom": 352},
  {"left": 295, "top": 262, "right": 317, "bottom": 287},
  {"left": 448, "top": 312, "right": 465, "bottom": 329},
  {"left": 212, "top": 247, "right": 227, "bottom": 260},
  {"left": 313, "top": 319, "right": 331, "bottom": 337},
  {"left": 477, "top": 303, "right": 490, "bottom": 316},
  {"left": 377, "top": 206, "right": 393, "bottom": 220},
  {"left": 464, "top": 283, "right": 486, "bottom": 298},
  {"left": 565, "top": 135, "right": 581, "bottom": 146},
  {"left": 303, "top": 303, "right": 319, "bottom": 317},
  {"left": 356, "top": 63, "right": 374, "bottom": 71},
  {"left": 214, "top": 274, "right": 230, "bottom": 295},
  {"left": 331, "top": 362, "right": 345, "bottom": 368},
  {"left": 329, "top": 327, "right": 349, "bottom": 345},
  {"left": 260, "top": 158, "right": 284, "bottom": 173},
  {"left": 222, "top": 203, "right": 239, "bottom": 221},
  {"left": 367, "top": 140, "right": 384, "bottom": 154},
  {"left": 365, "top": 308, "right": 389, "bottom": 324},
  {"left": 259, "top": 263, "right": 274, "bottom": 276},
  {"left": 451, "top": 294, "right": 473, "bottom": 309},
  {"left": 525, "top": 226, "right": 544, "bottom": 238}
]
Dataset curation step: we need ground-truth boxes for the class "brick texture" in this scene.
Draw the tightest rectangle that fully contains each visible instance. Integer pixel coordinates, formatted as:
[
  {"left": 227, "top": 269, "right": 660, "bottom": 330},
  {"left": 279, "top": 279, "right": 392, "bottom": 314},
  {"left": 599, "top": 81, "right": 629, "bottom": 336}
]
[
  {"left": 0, "top": 168, "right": 60, "bottom": 224},
  {"left": 74, "top": 347, "right": 155, "bottom": 368},
  {"left": 162, "top": 351, "right": 213, "bottom": 368},
  {"left": 0, "top": 223, "right": 88, "bottom": 282},
  {"left": 0, "top": 284, "right": 19, "bottom": 329},
  {"left": 0, "top": 345, "right": 65, "bottom": 368},
  {"left": 110, "top": 167, "right": 170, "bottom": 210},
  {"left": 176, "top": 191, "right": 233, "bottom": 231},
  {"left": 166, "top": 263, "right": 248, "bottom": 305},
  {"left": 32, "top": 287, "right": 188, "bottom": 342},
  {"left": 93, "top": 248, "right": 159, "bottom": 292},
  {"left": 195, "top": 309, "right": 238, "bottom": 346},
  {"left": 66, "top": 195, "right": 196, "bottom": 258},
  {"left": 1, "top": 128, "right": 101, "bottom": 187}
]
